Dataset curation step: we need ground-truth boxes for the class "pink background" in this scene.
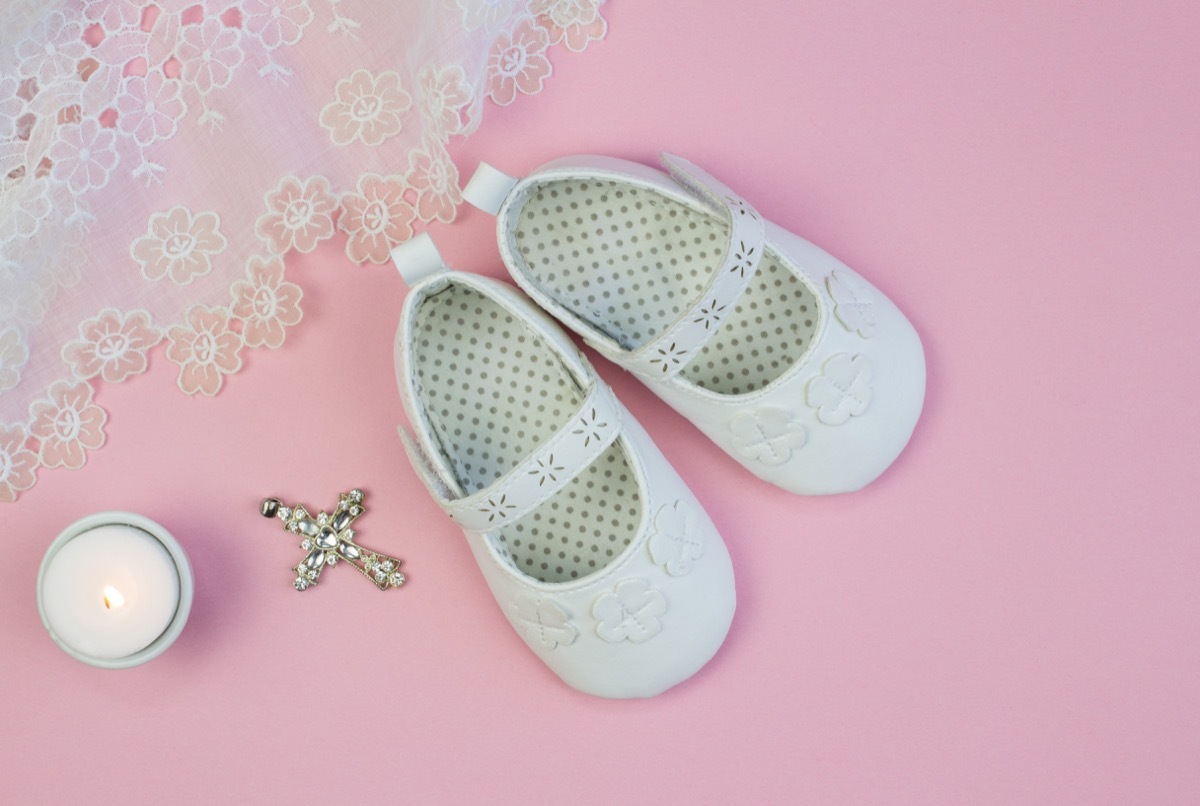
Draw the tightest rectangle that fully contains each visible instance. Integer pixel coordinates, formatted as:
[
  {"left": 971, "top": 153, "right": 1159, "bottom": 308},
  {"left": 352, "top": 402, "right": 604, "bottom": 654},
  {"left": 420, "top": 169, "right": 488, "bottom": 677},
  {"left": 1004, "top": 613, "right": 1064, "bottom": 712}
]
[{"left": 4, "top": 2, "right": 1199, "bottom": 802}]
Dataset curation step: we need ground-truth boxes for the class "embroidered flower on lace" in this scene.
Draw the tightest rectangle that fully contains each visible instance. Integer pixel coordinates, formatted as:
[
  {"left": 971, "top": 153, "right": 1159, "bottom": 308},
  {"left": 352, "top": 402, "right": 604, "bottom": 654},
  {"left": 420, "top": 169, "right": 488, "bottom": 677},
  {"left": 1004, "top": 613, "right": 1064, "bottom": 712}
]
[
  {"left": 255, "top": 175, "right": 337, "bottom": 254},
  {"left": 177, "top": 18, "right": 245, "bottom": 94},
  {"left": 115, "top": 72, "right": 188, "bottom": 147},
  {"left": 242, "top": 0, "right": 315, "bottom": 49},
  {"left": 806, "top": 353, "right": 872, "bottom": 425},
  {"left": 61, "top": 309, "right": 162, "bottom": 384},
  {"left": 729, "top": 408, "right": 807, "bottom": 466},
  {"left": 0, "top": 424, "right": 38, "bottom": 503},
  {"left": 28, "top": 380, "right": 107, "bottom": 470},
  {"left": 131, "top": 206, "right": 228, "bottom": 285},
  {"left": 0, "top": 329, "right": 29, "bottom": 392},
  {"left": 48, "top": 119, "right": 121, "bottom": 194},
  {"left": 408, "top": 140, "right": 462, "bottom": 223},
  {"left": 511, "top": 594, "right": 577, "bottom": 649},
  {"left": 487, "top": 16, "right": 553, "bottom": 106},
  {"left": 166, "top": 306, "right": 244, "bottom": 396},
  {"left": 593, "top": 578, "right": 668, "bottom": 644},
  {"left": 16, "top": 10, "right": 87, "bottom": 87},
  {"left": 647, "top": 500, "right": 704, "bottom": 576},
  {"left": 229, "top": 255, "right": 303, "bottom": 349},
  {"left": 416, "top": 64, "right": 472, "bottom": 141},
  {"left": 338, "top": 174, "right": 416, "bottom": 264},
  {"left": 457, "top": 0, "right": 517, "bottom": 33},
  {"left": 319, "top": 69, "right": 412, "bottom": 147},
  {"left": 530, "top": 0, "right": 608, "bottom": 52}
]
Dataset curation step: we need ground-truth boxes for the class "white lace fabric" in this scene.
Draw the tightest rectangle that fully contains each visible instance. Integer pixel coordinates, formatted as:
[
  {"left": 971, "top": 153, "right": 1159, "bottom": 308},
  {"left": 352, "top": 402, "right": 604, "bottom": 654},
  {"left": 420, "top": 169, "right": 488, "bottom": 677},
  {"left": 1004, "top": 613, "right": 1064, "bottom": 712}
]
[{"left": 0, "top": 0, "right": 609, "bottom": 502}]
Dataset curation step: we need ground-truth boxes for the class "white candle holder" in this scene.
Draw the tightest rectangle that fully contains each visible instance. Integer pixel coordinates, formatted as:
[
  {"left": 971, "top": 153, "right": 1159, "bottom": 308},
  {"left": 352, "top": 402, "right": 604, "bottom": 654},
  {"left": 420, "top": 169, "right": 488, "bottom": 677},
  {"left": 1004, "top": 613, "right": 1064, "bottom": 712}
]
[{"left": 37, "top": 512, "right": 194, "bottom": 669}]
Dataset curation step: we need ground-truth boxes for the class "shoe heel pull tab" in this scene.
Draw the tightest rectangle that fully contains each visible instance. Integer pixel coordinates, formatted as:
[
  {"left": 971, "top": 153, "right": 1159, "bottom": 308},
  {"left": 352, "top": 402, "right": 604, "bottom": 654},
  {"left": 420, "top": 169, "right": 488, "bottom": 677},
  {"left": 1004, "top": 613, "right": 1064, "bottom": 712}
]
[
  {"left": 462, "top": 162, "right": 519, "bottom": 216},
  {"left": 391, "top": 232, "right": 449, "bottom": 287}
]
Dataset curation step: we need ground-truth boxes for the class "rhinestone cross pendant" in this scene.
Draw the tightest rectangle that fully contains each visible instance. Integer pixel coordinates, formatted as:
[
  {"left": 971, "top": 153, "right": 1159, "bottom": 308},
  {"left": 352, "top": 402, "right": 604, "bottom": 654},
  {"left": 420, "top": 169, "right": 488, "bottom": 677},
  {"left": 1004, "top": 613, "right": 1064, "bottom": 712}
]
[{"left": 259, "top": 489, "right": 406, "bottom": 592}]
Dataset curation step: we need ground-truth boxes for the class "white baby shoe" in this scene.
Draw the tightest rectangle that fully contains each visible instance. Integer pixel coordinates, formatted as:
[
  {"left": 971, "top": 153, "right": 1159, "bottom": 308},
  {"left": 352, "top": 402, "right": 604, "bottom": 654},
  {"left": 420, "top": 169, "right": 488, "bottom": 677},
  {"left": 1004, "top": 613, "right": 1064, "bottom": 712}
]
[
  {"left": 463, "top": 154, "right": 926, "bottom": 494},
  {"left": 391, "top": 235, "right": 735, "bottom": 699}
]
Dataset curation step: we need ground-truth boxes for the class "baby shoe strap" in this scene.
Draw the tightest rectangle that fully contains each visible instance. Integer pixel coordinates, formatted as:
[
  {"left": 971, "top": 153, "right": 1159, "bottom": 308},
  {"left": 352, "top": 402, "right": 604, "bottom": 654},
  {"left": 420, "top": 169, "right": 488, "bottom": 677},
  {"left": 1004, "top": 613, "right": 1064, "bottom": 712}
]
[
  {"left": 391, "top": 232, "right": 450, "bottom": 287},
  {"left": 462, "top": 162, "right": 520, "bottom": 215},
  {"left": 614, "top": 154, "right": 766, "bottom": 380},
  {"left": 430, "top": 381, "right": 622, "bottom": 533}
]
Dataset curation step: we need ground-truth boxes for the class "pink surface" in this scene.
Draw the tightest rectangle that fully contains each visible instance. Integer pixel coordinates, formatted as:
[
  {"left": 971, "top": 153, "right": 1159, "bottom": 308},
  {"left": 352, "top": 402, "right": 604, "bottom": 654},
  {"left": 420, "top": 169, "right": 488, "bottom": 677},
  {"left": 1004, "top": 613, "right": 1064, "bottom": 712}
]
[{"left": 4, "top": 2, "right": 1199, "bottom": 802}]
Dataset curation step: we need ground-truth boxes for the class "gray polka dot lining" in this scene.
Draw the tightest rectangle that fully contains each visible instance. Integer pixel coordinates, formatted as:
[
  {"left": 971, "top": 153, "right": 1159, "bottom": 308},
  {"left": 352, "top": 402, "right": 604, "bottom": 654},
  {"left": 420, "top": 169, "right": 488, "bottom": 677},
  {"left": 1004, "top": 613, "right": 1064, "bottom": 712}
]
[
  {"left": 411, "top": 283, "right": 641, "bottom": 583},
  {"left": 511, "top": 180, "right": 819, "bottom": 395}
]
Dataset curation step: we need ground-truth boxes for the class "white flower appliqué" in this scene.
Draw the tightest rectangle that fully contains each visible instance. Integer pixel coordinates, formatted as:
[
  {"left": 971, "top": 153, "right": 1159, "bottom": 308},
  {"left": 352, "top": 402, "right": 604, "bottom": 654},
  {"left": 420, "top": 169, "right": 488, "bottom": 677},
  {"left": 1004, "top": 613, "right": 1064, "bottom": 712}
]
[
  {"left": 511, "top": 594, "right": 577, "bottom": 650},
  {"left": 407, "top": 139, "right": 462, "bottom": 223},
  {"left": 61, "top": 308, "right": 162, "bottom": 383},
  {"left": 416, "top": 64, "right": 471, "bottom": 141},
  {"left": 27, "top": 381, "right": 107, "bottom": 470},
  {"left": 131, "top": 206, "right": 228, "bottom": 285},
  {"left": 166, "top": 306, "right": 244, "bottom": 396},
  {"left": 647, "top": 501, "right": 704, "bottom": 576},
  {"left": 319, "top": 69, "right": 412, "bottom": 147},
  {"left": 805, "top": 353, "right": 872, "bottom": 425},
  {"left": 486, "top": 16, "right": 553, "bottom": 106},
  {"left": 255, "top": 175, "right": 337, "bottom": 254},
  {"left": 530, "top": 0, "right": 608, "bottom": 53},
  {"left": 826, "top": 270, "right": 876, "bottom": 338},
  {"left": 592, "top": 578, "right": 667, "bottom": 644},
  {"left": 729, "top": 408, "right": 807, "bottom": 465},
  {"left": 229, "top": 255, "right": 303, "bottom": 349}
]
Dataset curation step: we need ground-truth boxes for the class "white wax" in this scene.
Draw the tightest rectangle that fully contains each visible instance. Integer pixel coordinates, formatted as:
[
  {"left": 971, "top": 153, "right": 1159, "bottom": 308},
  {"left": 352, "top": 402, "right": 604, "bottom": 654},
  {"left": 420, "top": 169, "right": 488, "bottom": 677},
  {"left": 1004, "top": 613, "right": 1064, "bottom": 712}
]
[{"left": 40, "top": 524, "right": 181, "bottom": 660}]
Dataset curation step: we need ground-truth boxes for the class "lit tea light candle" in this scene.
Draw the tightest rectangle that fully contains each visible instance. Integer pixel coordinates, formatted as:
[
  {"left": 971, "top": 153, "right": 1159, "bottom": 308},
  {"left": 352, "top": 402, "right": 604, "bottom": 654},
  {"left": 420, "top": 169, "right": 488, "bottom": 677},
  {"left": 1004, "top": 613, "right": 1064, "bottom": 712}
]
[{"left": 38, "top": 513, "right": 193, "bottom": 669}]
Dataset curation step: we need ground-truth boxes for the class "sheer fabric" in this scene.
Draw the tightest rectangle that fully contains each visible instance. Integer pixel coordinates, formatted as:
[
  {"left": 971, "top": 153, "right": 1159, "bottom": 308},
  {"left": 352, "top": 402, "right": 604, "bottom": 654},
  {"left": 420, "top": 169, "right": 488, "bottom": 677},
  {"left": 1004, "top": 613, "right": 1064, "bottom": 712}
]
[{"left": 0, "top": 0, "right": 609, "bottom": 501}]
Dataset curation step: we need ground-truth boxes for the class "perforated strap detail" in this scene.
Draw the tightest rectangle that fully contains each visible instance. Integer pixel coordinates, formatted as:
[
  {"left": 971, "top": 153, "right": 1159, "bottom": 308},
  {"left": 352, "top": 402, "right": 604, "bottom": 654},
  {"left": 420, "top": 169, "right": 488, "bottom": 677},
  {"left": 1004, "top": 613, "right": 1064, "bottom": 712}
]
[
  {"left": 414, "top": 382, "right": 622, "bottom": 532},
  {"left": 613, "top": 154, "right": 766, "bottom": 380}
]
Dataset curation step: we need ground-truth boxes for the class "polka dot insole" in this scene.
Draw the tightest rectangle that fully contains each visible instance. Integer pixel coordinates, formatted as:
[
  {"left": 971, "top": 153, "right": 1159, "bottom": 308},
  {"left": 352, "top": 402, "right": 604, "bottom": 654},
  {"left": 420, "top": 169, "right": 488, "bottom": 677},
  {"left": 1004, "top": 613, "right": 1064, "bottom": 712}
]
[
  {"left": 411, "top": 283, "right": 641, "bottom": 584},
  {"left": 511, "top": 180, "right": 820, "bottom": 395}
]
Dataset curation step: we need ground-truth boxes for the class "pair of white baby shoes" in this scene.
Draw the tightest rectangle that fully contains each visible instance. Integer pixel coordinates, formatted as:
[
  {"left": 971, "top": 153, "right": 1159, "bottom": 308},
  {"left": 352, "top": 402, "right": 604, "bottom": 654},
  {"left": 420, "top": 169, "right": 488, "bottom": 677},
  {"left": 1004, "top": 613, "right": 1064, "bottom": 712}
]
[{"left": 391, "top": 154, "right": 925, "bottom": 699}]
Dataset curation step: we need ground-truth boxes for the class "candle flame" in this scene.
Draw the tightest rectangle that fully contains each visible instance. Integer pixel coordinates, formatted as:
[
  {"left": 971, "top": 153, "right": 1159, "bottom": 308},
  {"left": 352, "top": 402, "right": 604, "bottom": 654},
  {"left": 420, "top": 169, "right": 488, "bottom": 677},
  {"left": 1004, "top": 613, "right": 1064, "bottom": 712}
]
[{"left": 103, "top": 585, "right": 125, "bottom": 610}]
